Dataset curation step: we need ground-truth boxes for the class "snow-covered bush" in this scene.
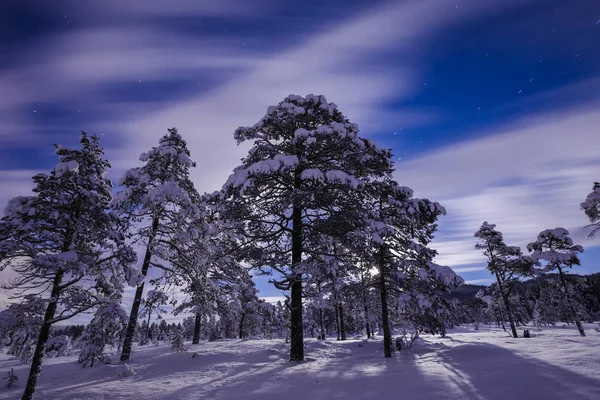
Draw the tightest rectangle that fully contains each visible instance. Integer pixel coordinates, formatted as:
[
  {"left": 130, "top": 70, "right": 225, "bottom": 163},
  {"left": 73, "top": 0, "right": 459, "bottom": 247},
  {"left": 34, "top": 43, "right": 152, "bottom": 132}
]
[
  {"left": 116, "top": 364, "right": 135, "bottom": 378},
  {"left": 46, "top": 335, "right": 71, "bottom": 357},
  {"left": 394, "top": 329, "right": 419, "bottom": 351}
]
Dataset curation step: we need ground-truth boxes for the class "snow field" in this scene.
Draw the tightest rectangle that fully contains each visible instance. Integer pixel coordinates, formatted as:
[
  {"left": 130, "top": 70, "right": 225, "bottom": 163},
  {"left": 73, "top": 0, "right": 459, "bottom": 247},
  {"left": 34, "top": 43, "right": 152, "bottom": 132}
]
[{"left": 1, "top": 324, "right": 599, "bottom": 400}]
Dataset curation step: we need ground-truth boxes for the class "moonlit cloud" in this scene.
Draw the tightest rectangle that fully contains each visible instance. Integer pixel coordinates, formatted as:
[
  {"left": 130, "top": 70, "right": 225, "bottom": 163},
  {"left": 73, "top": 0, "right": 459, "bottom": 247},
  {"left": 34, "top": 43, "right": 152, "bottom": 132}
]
[
  {"left": 397, "top": 105, "right": 600, "bottom": 281},
  {"left": 1, "top": 0, "right": 598, "bottom": 297}
]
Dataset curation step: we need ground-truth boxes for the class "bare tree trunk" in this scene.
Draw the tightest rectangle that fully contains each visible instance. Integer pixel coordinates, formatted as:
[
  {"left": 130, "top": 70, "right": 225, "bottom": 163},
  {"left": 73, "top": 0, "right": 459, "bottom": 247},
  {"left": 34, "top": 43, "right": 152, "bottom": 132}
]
[
  {"left": 557, "top": 266, "right": 585, "bottom": 337},
  {"left": 361, "top": 272, "right": 371, "bottom": 339},
  {"left": 22, "top": 270, "right": 64, "bottom": 400},
  {"left": 121, "top": 216, "right": 159, "bottom": 362},
  {"left": 290, "top": 205, "right": 304, "bottom": 361},
  {"left": 192, "top": 312, "right": 201, "bottom": 344},
  {"left": 238, "top": 313, "right": 246, "bottom": 339},
  {"left": 378, "top": 246, "right": 392, "bottom": 358},
  {"left": 334, "top": 295, "right": 341, "bottom": 341},
  {"left": 338, "top": 300, "right": 346, "bottom": 341},
  {"left": 144, "top": 309, "right": 152, "bottom": 344},
  {"left": 495, "top": 275, "right": 518, "bottom": 338},
  {"left": 319, "top": 308, "right": 325, "bottom": 340}
]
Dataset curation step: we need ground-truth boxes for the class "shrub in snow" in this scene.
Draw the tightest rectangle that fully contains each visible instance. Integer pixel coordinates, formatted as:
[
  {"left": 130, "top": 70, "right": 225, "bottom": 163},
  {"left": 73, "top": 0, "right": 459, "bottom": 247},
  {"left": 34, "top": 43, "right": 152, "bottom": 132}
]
[
  {"left": 116, "top": 364, "right": 135, "bottom": 378},
  {"left": 4, "top": 368, "right": 18, "bottom": 388},
  {"left": 46, "top": 335, "right": 71, "bottom": 357},
  {"left": 394, "top": 330, "right": 419, "bottom": 351}
]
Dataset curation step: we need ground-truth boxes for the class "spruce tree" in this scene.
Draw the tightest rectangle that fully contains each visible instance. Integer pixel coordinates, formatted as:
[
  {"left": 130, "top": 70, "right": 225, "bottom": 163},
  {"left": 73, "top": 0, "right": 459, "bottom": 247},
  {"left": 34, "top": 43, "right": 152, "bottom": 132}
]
[{"left": 170, "top": 325, "right": 186, "bottom": 353}]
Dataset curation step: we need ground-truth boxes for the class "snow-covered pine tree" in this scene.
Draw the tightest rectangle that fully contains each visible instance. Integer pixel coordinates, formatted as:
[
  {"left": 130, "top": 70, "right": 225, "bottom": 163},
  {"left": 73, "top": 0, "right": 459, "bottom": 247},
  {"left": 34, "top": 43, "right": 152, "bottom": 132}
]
[
  {"left": 233, "top": 272, "right": 263, "bottom": 339},
  {"left": 221, "top": 94, "right": 392, "bottom": 361},
  {"left": 111, "top": 128, "right": 200, "bottom": 362},
  {"left": 581, "top": 182, "right": 600, "bottom": 238},
  {"left": 362, "top": 178, "right": 460, "bottom": 357},
  {"left": 139, "top": 290, "right": 169, "bottom": 345},
  {"left": 0, "top": 133, "right": 140, "bottom": 400},
  {"left": 527, "top": 228, "right": 586, "bottom": 336},
  {"left": 170, "top": 325, "right": 186, "bottom": 353},
  {"left": 78, "top": 301, "right": 128, "bottom": 367},
  {"left": 0, "top": 296, "right": 45, "bottom": 363},
  {"left": 475, "top": 222, "right": 535, "bottom": 338}
]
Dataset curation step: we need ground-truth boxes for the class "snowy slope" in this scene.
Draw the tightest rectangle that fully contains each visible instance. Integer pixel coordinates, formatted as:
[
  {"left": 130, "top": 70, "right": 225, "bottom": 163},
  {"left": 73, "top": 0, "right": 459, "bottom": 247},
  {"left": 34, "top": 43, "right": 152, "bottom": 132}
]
[{"left": 1, "top": 325, "right": 599, "bottom": 400}]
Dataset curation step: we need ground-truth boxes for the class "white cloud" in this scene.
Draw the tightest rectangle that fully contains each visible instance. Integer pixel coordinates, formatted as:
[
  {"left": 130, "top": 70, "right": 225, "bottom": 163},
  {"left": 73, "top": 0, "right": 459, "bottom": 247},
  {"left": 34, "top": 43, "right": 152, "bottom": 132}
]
[
  {"left": 110, "top": 0, "right": 536, "bottom": 193},
  {"left": 398, "top": 107, "right": 600, "bottom": 268}
]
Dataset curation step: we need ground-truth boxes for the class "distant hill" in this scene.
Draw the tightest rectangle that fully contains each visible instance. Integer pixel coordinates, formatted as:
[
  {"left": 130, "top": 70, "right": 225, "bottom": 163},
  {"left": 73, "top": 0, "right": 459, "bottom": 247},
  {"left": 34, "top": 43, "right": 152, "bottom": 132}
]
[{"left": 446, "top": 284, "right": 486, "bottom": 301}]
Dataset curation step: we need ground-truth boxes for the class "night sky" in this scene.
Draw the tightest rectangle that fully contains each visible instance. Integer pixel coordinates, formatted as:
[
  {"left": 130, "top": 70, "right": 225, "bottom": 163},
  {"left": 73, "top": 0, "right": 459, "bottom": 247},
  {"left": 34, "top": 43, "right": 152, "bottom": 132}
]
[{"left": 1, "top": 0, "right": 599, "bottom": 301}]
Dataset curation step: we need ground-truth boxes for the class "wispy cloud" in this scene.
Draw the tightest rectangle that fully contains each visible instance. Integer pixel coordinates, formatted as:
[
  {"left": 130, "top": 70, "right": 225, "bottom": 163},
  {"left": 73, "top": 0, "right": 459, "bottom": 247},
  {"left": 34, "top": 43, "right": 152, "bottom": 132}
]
[{"left": 398, "top": 104, "right": 600, "bottom": 271}]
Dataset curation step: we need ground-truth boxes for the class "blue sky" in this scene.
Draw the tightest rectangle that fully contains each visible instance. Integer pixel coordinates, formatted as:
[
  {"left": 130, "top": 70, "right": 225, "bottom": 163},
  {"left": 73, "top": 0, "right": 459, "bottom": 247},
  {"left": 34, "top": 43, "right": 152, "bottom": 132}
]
[{"left": 1, "top": 0, "right": 600, "bottom": 303}]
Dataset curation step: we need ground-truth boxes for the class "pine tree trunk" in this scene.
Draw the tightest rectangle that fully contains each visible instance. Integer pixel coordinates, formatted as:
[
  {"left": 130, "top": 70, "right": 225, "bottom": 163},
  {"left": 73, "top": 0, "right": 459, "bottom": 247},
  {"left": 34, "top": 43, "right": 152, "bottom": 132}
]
[
  {"left": 289, "top": 205, "right": 304, "bottom": 361},
  {"left": 557, "top": 266, "right": 585, "bottom": 337},
  {"left": 334, "top": 296, "right": 341, "bottom": 341},
  {"left": 192, "top": 312, "right": 201, "bottom": 344},
  {"left": 378, "top": 246, "right": 392, "bottom": 358},
  {"left": 22, "top": 270, "right": 64, "bottom": 400},
  {"left": 238, "top": 313, "right": 246, "bottom": 339},
  {"left": 361, "top": 273, "right": 371, "bottom": 339},
  {"left": 121, "top": 216, "right": 159, "bottom": 362},
  {"left": 495, "top": 275, "right": 518, "bottom": 338},
  {"left": 338, "top": 300, "right": 346, "bottom": 341},
  {"left": 145, "top": 310, "right": 152, "bottom": 344},
  {"left": 319, "top": 308, "right": 325, "bottom": 340}
]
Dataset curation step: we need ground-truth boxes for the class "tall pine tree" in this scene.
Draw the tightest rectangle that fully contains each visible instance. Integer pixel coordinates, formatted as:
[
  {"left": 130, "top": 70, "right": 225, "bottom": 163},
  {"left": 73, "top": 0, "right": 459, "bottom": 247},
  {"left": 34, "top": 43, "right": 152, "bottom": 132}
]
[
  {"left": 111, "top": 128, "right": 200, "bottom": 362},
  {"left": 527, "top": 228, "right": 586, "bottom": 336},
  {"left": 221, "top": 94, "right": 392, "bottom": 361},
  {"left": 0, "top": 134, "right": 139, "bottom": 400}
]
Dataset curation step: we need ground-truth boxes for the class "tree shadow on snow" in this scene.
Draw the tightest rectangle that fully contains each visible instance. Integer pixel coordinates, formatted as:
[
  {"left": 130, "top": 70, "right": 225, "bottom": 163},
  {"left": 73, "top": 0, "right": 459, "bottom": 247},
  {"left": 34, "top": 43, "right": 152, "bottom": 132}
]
[
  {"left": 430, "top": 341, "right": 600, "bottom": 400},
  {"left": 23, "top": 338, "right": 600, "bottom": 400}
]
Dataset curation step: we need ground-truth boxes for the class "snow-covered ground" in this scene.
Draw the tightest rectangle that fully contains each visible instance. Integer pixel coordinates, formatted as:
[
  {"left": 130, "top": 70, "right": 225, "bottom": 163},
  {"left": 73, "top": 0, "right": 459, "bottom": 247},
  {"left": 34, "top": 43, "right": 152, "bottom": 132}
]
[{"left": 2, "top": 324, "right": 599, "bottom": 400}]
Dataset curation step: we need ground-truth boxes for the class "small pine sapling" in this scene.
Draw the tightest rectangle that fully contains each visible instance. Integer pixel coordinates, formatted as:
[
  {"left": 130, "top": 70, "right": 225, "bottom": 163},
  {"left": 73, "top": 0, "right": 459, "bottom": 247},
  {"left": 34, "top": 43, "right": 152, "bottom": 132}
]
[
  {"left": 170, "top": 326, "right": 186, "bottom": 353},
  {"left": 4, "top": 368, "right": 18, "bottom": 388}
]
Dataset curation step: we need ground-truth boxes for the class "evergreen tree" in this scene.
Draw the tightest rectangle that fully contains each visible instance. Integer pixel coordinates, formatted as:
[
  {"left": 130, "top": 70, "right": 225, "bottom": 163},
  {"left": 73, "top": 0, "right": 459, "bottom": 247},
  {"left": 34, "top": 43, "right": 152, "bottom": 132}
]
[
  {"left": 0, "top": 133, "right": 139, "bottom": 400},
  {"left": 111, "top": 128, "right": 200, "bottom": 361},
  {"left": 0, "top": 296, "right": 45, "bottom": 363},
  {"left": 475, "top": 222, "right": 535, "bottom": 338},
  {"left": 527, "top": 228, "right": 586, "bottom": 336},
  {"left": 581, "top": 182, "right": 600, "bottom": 237},
  {"left": 221, "top": 94, "right": 392, "bottom": 361},
  {"left": 170, "top": 325, "right": 186, "bottom": 353},
  {"left": 78, "top": 301, "right": 128, "bottom": 367},
  {"left": 139, "top": 290, "right": 168, "bottom": 345},
  {"left": 363, "top": 179, "right": 459, "bottom": 357}
]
